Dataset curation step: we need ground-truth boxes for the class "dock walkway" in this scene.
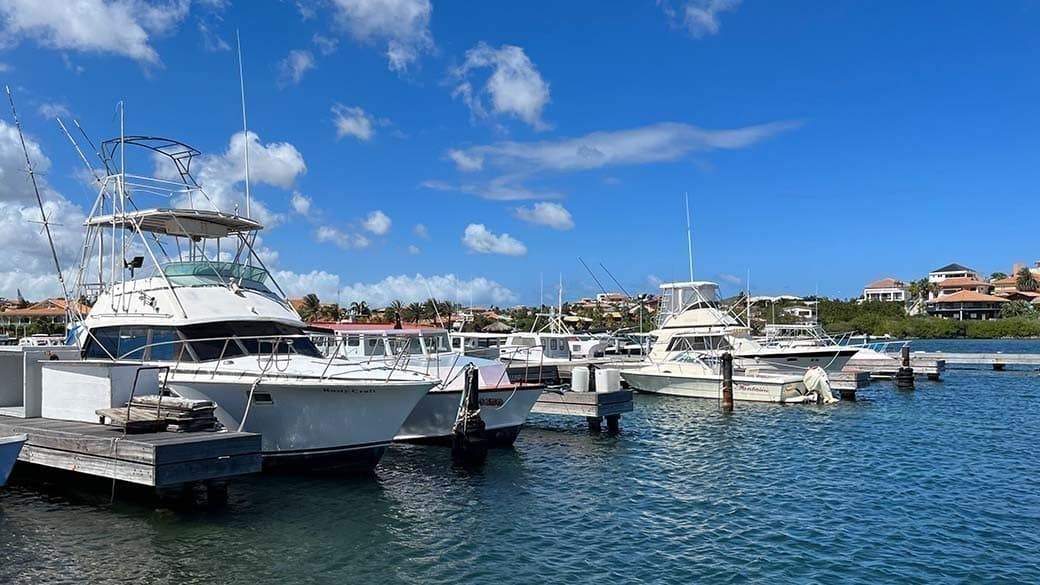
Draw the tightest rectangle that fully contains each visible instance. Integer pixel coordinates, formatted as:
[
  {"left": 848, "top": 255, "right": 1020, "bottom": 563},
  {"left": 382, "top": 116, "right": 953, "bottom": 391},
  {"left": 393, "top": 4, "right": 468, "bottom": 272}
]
[
  {"left": 0, "top": 416, "right": 260, "bottom": 488},
  {"left": 912, "top": 352, "right": 1040, "bottom": 370}
]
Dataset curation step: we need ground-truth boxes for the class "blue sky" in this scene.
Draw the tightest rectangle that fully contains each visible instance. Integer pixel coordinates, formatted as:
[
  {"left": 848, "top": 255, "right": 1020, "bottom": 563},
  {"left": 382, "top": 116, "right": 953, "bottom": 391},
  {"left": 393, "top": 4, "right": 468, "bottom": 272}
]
[{"left": 1, "top": 1, "right": 1038, "bottom": 306}]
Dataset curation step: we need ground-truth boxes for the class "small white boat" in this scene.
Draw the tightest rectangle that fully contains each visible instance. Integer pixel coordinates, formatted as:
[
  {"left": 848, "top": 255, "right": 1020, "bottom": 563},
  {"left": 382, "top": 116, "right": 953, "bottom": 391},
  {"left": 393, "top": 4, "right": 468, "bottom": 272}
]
[
  {"left": 0, "top": 434, "right": 27, "bottom": 486},
  {"left": 620, "top": 354, "right": 818, "bottom": 404},
  {"left": 313, "top": 324, "right": 543, "bottom": 446}
]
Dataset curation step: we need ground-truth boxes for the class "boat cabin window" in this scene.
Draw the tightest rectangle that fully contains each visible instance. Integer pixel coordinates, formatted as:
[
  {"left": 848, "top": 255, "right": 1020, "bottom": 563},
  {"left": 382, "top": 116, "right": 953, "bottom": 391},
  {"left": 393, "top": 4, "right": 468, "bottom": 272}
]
[
  {"left": 510, "top": 336, "right": 536, "bottom": 347},
  {"left": 423, "top": 333, "right": 450, "bottom": 354},
  {"left": 666, "top": 335, "right": 732, "bottom": 352},
  {"left": 451, "top": 337, "right": 462, "bottom": 349},
  {"left": 82, "top": 321, "right": 321, "bottom": 362},
  {"left": 366, "top": 338, "right": 385, "bottom": 356},
  {"left": 162, "top": 261, "right": 273, "bottom": 293}
]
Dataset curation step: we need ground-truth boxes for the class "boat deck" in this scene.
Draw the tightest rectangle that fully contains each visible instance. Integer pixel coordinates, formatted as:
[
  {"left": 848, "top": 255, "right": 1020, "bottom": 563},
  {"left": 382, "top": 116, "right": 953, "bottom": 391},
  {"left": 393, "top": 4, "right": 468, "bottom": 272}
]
[
  {"left": 530, "top": 389, "right": 634, "bottom": 431},
  {"left": 0, "top": 416, "right": 261, "bottom": 488}
]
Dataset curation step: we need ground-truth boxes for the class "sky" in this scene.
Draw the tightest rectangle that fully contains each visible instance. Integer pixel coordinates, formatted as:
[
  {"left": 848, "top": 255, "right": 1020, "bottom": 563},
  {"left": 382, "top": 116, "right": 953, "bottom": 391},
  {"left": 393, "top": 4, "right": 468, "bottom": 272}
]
[{"left": 0, "top": 0, "right": 1039, "bottom": 307}]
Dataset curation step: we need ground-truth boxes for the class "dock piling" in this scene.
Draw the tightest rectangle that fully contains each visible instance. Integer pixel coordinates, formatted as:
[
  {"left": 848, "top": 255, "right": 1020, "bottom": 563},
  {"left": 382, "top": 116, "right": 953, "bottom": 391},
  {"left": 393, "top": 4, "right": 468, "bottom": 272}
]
[
  {"left": 721, "top": 353, "right": 734, "bottom": 412},
  {"left": 451, "top": 367, "right": 487, "bottom": 465},
  {"left": 895, "top": 345, "right": 915, "bottom": 390}
]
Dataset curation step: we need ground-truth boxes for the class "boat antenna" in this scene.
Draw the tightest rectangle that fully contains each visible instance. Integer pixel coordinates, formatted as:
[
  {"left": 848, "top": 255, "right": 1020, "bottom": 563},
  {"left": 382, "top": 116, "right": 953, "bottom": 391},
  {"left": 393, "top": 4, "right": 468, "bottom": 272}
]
[
  {"left": 423, "top": 280, "right": 445, "bottom": 329},
  {"left": 685, "top": 192, "right": 694, "bottom": 281},
  {"left": 599, "top": 262, "right": 632, "bottom": 299},
  {"left": 237, "top": 29, "right": 252, "bottom": 219},
  {"left": 56, "top": 118, "right": 103, "bottom": 185},
  {"left": 6, "top": 86, "right": 74, "bottom": 316},
  {"left": 578, "top": 256, "right": 608, "bottom": 296},
  {"left": 746, "top": 268, "right": 752, "bottom": 328}
]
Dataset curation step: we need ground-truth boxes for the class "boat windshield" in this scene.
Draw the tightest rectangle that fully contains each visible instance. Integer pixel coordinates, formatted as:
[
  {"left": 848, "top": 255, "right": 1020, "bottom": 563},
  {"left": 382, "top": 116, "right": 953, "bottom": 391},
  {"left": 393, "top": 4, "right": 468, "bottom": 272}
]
[
  {"left": 162, "top": 261, "right": 272, "bottom": 292},
  {"left": 82, "top": 321, "right": 322, "bottom": 362}
]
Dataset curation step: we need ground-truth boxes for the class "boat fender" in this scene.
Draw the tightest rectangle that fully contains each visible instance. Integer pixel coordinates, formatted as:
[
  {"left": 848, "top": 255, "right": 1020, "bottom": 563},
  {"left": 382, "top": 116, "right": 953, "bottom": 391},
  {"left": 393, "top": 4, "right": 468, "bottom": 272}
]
[{"left": 803, "top": 366, "right": 837, "bottom": 404}]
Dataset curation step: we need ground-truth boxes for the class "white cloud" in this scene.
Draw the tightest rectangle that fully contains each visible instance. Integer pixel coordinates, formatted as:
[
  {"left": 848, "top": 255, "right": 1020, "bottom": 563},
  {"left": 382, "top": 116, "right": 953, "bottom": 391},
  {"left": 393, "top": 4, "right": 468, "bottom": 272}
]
[
  {"left": 277, "top": 49, "right": 316, "bottom": 86},
  {"left": 0, "top": 63, "right": 9, "bottom": 72},
  {"left": 331, "top": 103, "right": 385, "bottom": 141},
  {"left": 0, "top": 120, "right": 87, "bottom": 300},
  {"left": 513, "top": 202, "right": 574, "bottom": 230},
  {"left": 717, "top": 273, "right": 742, "bottom": 285},
  {"left": 36, "top": 102, "right": 69, "bottom": 119},
  {"left": 274, "top": 271, "right": 519, "bottom": 308},
  {"left": 198, "top": 17, "right": 229, "bottom": 52},
  {"left": 290, "top": 191, "right": 312, "bottom": 216},
  {"left": 447, "top": 149, "right": 483, "bottom": 172},
  {"left": 661, "top": 0, "right": 741, "bottom": 38},
  {"left": 604, "top": 176, "right": 622, "bottom": 185},
  {"left": 328, "top": 0, "right": 433, "bottom": 73},
  {"left": 312, "top": 33, "right": 338, "bottom": 55},
  {"left": 361, "top": 210, "right": 391, "bottom": 235},
  {"left": 452, "top": 43, "right": 551, "bottom": 130},
  {"left": 158, "top": 131, "right": 307, "bottom": 227},
  {"left": 407, "top": 244, "right": 421, "bottom": 254},
  {"left": 461, "top": 224, "right": 526, "bottom": 256},
  {"left": 421, "top": 176, "right": 563, "bottom": 201},
  {"left": 446, "top": 120, "right": 801, "bottom": 174},
  {"left": 0, "top": 0, "right": 191, "bottom": 64},
  {"left": 316, "top": 225, "right": 370, "bottom": 249},
  {"left": 413, "top": 223, "right": 429, "bottom": 238},
  {"left": 348, "top": 273, "right": 517, "bottom": 306}
]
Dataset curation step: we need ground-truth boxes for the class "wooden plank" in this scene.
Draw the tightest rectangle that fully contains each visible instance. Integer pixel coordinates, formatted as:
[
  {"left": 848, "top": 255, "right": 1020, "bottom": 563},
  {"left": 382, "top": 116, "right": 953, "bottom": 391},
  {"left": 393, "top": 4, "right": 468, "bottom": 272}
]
[
  {"left": 151, "top": 434, "right": 261, "bottom": 466},
  {"left": 17, "top": 443, "right": 156, "bottom": 485},
  {"left": 154, "top": 454, "right": 261, "bottom": 486}
]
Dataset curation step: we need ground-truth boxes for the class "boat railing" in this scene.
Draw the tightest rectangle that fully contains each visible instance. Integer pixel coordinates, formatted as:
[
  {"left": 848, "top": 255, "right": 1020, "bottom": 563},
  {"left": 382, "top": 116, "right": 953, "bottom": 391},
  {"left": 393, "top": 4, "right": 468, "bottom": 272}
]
[{"left": 104, "top": 332, "right": 409, "bottom": 382}]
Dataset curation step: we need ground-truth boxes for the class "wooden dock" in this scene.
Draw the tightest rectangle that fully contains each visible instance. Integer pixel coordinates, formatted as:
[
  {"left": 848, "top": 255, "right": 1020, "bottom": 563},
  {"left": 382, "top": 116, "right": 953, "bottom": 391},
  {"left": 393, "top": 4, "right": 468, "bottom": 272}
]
[
  {"left": 911, "top": 351, "right": 1040, "bottom": 370},
  {"left": 530, "top": 389, "right": 634, "bottom": 431},
  {"left": 0, "top": 416, "right": 261, "bottom": 491},
  {"left": 845, "top": 356, "right": 945, "bottom": 380}
]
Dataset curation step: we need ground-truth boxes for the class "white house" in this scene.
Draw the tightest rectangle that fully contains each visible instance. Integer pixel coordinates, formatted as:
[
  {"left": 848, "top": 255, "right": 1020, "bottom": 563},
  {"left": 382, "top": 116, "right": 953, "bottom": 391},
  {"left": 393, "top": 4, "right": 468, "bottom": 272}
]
[
  {"left": 863, "top": 278, "right": 908, "bottom": 302},
  {"left": 928, "top": 263, "right": 981, "bottom": 284}
]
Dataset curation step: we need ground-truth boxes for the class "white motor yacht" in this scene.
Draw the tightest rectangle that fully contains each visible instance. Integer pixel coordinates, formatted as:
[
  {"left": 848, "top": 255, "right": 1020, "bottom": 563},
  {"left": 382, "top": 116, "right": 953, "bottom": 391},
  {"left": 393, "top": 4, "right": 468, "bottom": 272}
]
[
  {"left": 70, "top": 136, "right": 438, "bottom": 471},
  {"left": 313, "top": 323, "right": 542, "bottom": 446},
  {"left": 652, "top": 281, "right": 858, "bottom": 373}
]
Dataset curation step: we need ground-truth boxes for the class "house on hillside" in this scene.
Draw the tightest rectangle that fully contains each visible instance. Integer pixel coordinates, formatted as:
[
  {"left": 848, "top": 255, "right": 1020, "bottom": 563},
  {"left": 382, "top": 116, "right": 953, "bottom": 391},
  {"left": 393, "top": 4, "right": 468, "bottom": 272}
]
[
  {"left": 926, "top": 290, "right": 1008, "bottom": 320},
  {"left": 862, "top": 277, "right": 908, "bottom": 302},
  {"left": 928, "top": 263, "right": 981, "bottom": 284}
]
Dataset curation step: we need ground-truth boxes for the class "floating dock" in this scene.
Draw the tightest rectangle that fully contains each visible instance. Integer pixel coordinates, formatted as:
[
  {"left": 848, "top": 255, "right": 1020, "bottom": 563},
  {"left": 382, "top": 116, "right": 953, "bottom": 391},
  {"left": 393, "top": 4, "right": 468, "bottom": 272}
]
[
  {"left": 0, "top": 416, "right": 261, "bottom": 493},
  {"left": 530, "top": 389, "right": 634, "bottom": 431},
  {"left": 845, "top": 356, "right": 945, "bottom": 380},
  {"left": 911, "top": 352, "right": 1040, "bottom": 370}
]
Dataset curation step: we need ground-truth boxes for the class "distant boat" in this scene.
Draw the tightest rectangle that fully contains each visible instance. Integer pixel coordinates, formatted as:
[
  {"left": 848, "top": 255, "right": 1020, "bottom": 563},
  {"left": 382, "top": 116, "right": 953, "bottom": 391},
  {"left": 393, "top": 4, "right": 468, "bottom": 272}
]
[{"left": 0, "top": 434, "right": 27, "bottom": 486}]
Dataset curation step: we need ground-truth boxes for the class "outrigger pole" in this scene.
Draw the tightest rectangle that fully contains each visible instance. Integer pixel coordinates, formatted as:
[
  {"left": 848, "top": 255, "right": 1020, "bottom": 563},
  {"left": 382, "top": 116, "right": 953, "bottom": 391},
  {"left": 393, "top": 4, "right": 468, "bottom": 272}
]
[
  {"left": 6, "top": 86, "right": 75, "bottom": 320},
  {"left": 236, "top": 30, "right": 252, "bottom": 220}
]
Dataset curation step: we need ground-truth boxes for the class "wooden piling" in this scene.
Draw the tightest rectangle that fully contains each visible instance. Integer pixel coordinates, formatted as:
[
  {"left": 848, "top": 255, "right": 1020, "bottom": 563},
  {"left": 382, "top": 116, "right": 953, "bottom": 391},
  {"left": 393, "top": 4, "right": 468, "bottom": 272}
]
[
  {"left": 721, "top": 352, "right": 734, "bottom": 412},
  {"left": 895, "top": 345, "right": 915, "bottom": 390}
]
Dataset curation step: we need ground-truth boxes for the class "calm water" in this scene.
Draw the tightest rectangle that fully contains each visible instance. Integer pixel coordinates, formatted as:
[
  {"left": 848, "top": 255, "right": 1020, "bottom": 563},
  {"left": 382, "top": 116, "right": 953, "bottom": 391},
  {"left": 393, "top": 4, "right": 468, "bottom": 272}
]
[{"left": 2, "top": 340, "right": 1039, "bottom": 584}]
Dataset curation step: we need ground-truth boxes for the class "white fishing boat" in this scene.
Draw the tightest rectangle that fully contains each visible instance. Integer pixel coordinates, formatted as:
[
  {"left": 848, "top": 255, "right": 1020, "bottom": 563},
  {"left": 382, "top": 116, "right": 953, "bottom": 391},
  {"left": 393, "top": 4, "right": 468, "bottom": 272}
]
[
  {"left": 0, "top": 434, "right": 26, "bottom": 486},
  {"left": 68, "top": 134, "right": 438, "bottom": 471},
  {"left": 653, "top": 281, "right": 858, "bottom": 373},
  {"left": 620, "top": 356, "right": 818, "bottom": 403},
  {"left": 313, "top": 323, "right": 543, "bottom": 446}
]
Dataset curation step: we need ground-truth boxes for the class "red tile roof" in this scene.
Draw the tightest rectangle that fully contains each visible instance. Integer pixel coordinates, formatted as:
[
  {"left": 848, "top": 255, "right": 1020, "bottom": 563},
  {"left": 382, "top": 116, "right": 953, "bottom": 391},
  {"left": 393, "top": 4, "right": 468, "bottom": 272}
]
[
  {"left": 865, "top": 277, "right": 906, "bottom": 289},
  {"left": 938, "top": 277, "right": 991, "bottom": 288},
  {"left": 929, "top": 290, "right": 1008, "bottom": 304}
]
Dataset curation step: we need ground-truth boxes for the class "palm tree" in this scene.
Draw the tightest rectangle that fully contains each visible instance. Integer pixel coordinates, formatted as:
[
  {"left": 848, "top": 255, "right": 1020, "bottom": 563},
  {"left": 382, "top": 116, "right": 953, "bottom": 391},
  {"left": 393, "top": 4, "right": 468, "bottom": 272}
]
[
  {"left": 299, "top": 293, "right": 321, "bottom": 322},
  {"left": 990, "top": 271, "right": 1008, "bottom": 282},
  {"left": 405, "top": 302, "right": 425, "bottom": 323},
  {"left": 386, "top": 300, "right": 404, "bottom": 329},
  {"left": 1016, "top": 267, "right": 1038, "bottom": 291}
]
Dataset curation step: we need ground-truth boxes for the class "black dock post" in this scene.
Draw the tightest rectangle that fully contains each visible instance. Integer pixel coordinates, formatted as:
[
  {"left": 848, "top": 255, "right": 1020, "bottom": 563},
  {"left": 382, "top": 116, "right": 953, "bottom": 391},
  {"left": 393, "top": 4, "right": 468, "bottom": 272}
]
[
  {"left": 895, "top": 345, "right": 915, "bottom": 390},
  {"left": 452, "top": 367, "right": 488, "bottom": 465},
  {"left": 721, "top": 352, "right": 734, "bottom": 412}
]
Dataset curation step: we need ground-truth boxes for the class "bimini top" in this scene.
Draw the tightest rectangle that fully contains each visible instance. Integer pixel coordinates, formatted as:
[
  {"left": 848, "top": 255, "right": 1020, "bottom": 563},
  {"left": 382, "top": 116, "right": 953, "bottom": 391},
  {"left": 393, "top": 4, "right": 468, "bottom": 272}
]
[{"left": 84, "top": 208, "right": 263, "bottom": 238}]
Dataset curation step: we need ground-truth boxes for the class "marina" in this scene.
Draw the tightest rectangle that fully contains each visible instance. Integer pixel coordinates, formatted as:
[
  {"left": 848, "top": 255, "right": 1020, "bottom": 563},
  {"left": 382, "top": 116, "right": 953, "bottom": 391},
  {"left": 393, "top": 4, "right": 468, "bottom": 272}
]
[{"left": 2, "top": 2, "right": 1040, "bottom": 583}]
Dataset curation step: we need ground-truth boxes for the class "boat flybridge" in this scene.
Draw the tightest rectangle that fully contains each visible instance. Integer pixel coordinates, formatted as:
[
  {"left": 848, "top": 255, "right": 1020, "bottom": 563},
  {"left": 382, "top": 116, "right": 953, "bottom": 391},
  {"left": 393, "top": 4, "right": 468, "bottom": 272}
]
[
  {"left": 69, "top": 135, "right": 438, "bottom": 470},
  {"left": 311, "top": 323, "right": 542, "bottom": 445},
  {"left": 498, "top": 298, "right": 614, "bottom": 380},
  {"left": 650, "top": 281, "right": 858, "bottom": 373}
]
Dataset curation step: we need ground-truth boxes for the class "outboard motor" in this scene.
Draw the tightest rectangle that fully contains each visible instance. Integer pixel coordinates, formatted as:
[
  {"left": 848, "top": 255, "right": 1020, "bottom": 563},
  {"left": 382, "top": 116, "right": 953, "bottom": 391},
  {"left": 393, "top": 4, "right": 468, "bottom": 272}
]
[{"left": 803, "top": 366, "right": 838, "bottom": 404}]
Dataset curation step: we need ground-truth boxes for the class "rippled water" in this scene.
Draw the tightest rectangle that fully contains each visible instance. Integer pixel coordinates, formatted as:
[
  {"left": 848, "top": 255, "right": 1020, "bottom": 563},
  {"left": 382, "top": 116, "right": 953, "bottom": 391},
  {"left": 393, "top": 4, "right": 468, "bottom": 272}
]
[{"left": 2, "top": 340, "right": 1039, "bottom": 584}]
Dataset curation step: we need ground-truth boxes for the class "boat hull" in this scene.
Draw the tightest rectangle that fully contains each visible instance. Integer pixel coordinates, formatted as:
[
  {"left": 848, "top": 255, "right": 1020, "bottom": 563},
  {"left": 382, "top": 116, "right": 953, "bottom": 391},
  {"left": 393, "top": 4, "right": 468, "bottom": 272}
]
[
  {"left": 167, "top": 376, "right": 432, "bottom": 470},
  {"left": 395, "top": 386, "right": 542, "bottom": 446},
  {"left": 0, "top": 434, "right": 27, "bottom": 486},
  {"left": 620, "top": 369, "right": 813, "bottom": 403},
  {"left": 736, "top": 347, "right": 858, "bottom": 372}
]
